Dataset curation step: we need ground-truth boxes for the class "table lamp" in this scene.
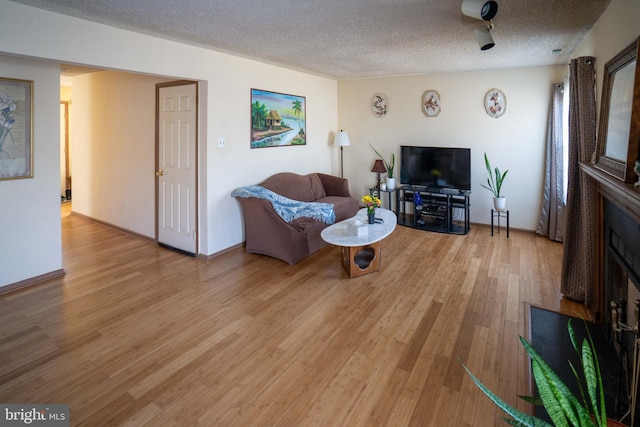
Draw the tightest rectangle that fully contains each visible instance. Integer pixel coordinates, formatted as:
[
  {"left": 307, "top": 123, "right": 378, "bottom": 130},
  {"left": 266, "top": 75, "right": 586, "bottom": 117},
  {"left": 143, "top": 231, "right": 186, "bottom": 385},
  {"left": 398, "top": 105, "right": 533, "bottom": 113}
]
[{"left": 371, "top": 159, "right": 387, "bottom": 189}]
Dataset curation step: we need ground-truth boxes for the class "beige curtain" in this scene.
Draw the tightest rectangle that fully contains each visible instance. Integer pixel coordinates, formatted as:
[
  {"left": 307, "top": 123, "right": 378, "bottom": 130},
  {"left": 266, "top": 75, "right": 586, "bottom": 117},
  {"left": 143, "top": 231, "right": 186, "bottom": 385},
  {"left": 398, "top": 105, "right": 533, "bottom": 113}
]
[
  {"left": 537, "top": 83, "right": 565, "bottom": 242},
  {"left": 561, "top": 57, "right": 597, "bottom": 304}
]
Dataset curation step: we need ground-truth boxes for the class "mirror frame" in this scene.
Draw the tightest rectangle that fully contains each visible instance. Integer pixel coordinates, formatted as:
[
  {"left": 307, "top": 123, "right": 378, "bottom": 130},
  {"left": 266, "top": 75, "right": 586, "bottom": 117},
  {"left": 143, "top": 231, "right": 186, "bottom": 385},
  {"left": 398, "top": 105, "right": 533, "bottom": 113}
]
[{"left": 595, "top": 36, "right": 640, "bottom": 183}]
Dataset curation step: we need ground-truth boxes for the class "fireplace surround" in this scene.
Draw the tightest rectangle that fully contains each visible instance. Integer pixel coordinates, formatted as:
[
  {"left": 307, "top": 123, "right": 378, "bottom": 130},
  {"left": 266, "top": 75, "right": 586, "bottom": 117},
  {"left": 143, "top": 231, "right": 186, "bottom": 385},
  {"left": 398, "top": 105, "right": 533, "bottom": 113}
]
[
  {"left": 581, "top": 162, "right": 640, "bottom": 324},
  {"left": 582, "top": 162, "right": 640, "bottom": 425}
]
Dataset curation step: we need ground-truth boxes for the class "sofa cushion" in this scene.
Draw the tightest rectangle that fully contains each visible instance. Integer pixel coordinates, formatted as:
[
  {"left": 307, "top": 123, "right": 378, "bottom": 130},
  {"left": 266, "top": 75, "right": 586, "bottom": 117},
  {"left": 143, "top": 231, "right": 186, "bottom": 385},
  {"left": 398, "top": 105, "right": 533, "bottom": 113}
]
[
  {"left": 261, "top": 172, "right": 326, "bottom": 202},
  {"left": 316, "top": 195, "right": 359, "bottom": 221}
]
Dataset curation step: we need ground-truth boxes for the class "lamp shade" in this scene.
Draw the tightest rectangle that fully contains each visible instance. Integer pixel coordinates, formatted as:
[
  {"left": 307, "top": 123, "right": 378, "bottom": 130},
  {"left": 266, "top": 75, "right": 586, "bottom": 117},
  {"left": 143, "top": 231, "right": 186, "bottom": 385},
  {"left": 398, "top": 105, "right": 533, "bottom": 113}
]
[
  {"left": 333, "top": 130, "right": 351, "bottom": 147},
  {"left": 475, "top": 25, "right": 495, "bottom": 50},
  {"left": 371, "top": 159, "right": 387, "bottom": 173}
]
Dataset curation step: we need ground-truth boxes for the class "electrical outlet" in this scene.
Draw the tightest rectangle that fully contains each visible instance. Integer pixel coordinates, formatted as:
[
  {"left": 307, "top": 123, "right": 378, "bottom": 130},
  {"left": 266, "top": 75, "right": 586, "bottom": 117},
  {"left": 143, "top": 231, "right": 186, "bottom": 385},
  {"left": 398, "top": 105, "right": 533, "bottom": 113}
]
[{"left": 217, "top": 137, "right": 226, "bottom": 148}]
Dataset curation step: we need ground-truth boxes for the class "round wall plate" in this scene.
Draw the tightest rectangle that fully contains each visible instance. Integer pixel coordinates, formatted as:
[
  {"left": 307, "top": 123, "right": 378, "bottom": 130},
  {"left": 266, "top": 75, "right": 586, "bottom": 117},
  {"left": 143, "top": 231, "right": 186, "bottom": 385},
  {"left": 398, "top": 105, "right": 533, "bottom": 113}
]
[
  {"left": 371, "top": 93, "right": 389, "bottom": 118},
  {"left": 485, "top": 88, "right": 506, "bottom": 118},
  {"left": 422, "top": 90, "right": 441, "bottom": 117}
]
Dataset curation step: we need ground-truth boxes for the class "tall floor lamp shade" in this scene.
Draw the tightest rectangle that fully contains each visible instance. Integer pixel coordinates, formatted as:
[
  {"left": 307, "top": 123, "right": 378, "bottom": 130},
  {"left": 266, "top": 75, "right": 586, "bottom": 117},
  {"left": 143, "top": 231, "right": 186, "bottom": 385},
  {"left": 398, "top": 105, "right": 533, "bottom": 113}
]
[{"left": 333, "top": 130, "right": 351, "bottom": 177}]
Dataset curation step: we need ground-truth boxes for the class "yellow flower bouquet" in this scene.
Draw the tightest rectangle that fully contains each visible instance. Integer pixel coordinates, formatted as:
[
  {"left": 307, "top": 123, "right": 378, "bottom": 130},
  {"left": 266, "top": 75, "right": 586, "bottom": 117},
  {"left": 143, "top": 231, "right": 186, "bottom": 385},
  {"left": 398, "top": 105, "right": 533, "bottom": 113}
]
[{"left": 361, "top": 194, "right": 381, "bottom": 220}]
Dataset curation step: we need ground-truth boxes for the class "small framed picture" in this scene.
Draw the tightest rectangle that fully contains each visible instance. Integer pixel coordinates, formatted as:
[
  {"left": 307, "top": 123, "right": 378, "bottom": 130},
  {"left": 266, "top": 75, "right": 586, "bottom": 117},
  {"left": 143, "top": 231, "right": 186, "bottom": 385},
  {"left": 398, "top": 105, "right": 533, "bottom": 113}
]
[
  {"left": 484, "top": 88, "right": 506, "bottom": 118},
  {"left": 371, "top": 93, "right": 389, "bottom": 118},
  {"left": 0, "top": 77, "right": 33, "bottom": 180},
  {"left": 422, "top": 90, "right": 441, "bottom": 117}
]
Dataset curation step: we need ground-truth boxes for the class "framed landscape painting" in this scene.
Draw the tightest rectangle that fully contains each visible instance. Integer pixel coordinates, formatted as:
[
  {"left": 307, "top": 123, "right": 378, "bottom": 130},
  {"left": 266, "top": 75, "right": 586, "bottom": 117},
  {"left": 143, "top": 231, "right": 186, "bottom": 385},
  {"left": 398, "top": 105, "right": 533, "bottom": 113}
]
[
  {"left": 0, "top": 77, "right": 33, "bottom": 180},
  {"left": 251, "top": 89, "right": 306, "bottom": 149}
]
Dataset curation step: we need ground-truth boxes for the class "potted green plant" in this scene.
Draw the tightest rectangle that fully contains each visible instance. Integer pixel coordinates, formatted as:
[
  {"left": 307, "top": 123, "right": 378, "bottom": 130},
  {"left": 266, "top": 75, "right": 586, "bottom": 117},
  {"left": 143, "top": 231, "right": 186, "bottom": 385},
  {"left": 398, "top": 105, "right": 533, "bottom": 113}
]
[
  {"left": 461, "top": 319, "right": 625, "bottom": 426},
  {"left": 370, "top": 144, "right": 396, "bottom": 190},
  {"left": 481, "top": 152, "right": 509, "bottom": 211}
]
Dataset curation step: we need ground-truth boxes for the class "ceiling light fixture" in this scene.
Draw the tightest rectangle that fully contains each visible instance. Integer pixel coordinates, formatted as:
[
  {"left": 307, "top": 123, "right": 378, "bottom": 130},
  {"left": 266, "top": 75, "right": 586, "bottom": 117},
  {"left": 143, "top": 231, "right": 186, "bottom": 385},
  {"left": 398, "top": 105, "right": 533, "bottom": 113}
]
[
  {"left": 461, "top": 0, "right": 498, "bottom": 51},
  {"left": 476, "top": 22, "right": 495, "bottom": 51},
  {"left": 461, "top": 0, "right": 498, "bottom": 21}
]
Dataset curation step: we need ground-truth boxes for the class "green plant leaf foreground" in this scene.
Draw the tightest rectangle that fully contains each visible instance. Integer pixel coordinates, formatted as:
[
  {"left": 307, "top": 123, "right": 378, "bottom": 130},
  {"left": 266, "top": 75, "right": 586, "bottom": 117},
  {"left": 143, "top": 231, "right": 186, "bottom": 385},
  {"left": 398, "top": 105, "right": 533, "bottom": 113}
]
[
  {"left": 462, "top": 318, "right": 610, "bottom": 427},
  {"left": 583, "top": 323, "right": 607, "bottom": 427},
  {"left": 521, "top": 336, "right": 597, "bottom": 426},
  {"left": 459, "top": 359, "right": 553, "bottom": 426}
]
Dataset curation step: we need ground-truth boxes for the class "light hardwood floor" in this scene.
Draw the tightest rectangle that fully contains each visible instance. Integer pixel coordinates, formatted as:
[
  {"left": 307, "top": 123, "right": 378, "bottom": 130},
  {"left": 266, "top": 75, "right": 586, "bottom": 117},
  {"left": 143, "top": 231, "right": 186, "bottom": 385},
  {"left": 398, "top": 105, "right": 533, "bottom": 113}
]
[{"left": 0, "top": 210, "right": 589, "bottom": 426}]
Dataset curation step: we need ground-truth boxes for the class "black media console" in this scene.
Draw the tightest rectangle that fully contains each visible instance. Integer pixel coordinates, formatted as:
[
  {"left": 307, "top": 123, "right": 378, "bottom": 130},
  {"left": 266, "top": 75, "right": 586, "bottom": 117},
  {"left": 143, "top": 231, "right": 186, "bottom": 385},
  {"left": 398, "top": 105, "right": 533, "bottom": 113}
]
[{"left": 396, "top": 185, "right": 470, "bottom": 235}]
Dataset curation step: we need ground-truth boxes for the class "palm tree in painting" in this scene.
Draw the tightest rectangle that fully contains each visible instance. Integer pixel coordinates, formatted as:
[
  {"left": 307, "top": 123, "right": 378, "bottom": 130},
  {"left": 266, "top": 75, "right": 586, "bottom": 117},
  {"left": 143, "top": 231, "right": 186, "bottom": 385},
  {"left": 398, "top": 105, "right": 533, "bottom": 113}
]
[
  {"left": 291, "top": 99, "right": 303, "bottom": 127},
  {"left": 251, "top": 101, "right": 268, "bottom": 130}
]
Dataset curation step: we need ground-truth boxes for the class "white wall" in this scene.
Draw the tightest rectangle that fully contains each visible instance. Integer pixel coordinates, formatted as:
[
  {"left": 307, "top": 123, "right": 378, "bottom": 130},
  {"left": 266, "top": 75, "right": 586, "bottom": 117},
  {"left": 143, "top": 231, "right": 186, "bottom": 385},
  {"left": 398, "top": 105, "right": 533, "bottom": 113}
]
[
  {"left": 338, "top": 66, "right": 566, "bottom": 230},
  {"left": 71, "top": 71, "right": 171, "bottom": 238},
  {"left": 0, "top": 0, "right": 337, "bottom": 288},
  {"left": 0, "top": 55, "right": 62, "bottom": 287},
  {"left": 572, "top": 0, "right": 640, "bottom": 112}
]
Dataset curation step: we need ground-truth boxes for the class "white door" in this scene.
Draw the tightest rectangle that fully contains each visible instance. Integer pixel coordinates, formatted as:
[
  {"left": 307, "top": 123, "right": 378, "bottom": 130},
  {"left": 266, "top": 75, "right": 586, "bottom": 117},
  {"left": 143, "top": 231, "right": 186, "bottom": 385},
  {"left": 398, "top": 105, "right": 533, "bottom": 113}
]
[{"left": 157, "top": 83, "right": 197, "bottom": 255}]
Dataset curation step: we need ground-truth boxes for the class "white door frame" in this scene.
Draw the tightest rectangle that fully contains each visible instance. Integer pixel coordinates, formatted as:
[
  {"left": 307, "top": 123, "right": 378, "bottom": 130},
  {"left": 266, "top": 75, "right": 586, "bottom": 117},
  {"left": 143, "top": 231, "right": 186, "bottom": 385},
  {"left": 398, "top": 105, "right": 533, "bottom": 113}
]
[{"left": 156, "top": 80, "right": 198, "bottom": 255}]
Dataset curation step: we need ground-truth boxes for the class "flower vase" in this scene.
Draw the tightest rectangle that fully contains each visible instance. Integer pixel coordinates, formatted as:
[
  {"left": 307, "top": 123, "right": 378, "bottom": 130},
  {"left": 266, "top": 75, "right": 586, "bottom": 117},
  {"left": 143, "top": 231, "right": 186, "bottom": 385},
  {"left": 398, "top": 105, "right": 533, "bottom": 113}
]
[{"left": 368, "top": 210, "right": 375, "bottom": 224}]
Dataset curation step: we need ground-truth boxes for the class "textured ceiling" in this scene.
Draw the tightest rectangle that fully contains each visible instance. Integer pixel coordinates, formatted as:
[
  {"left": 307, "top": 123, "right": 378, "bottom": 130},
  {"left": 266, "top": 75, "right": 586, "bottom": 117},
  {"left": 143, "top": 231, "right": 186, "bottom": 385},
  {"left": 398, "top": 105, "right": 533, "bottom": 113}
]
[{"left": 10, "top": 0, "right": 611, "bottom": 79}]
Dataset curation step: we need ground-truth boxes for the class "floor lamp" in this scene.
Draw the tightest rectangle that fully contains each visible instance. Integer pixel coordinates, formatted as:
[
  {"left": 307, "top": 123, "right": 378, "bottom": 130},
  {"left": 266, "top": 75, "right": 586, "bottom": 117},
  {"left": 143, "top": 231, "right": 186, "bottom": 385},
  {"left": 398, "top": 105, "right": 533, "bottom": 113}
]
[{"left": 333, "top": 130, "right": 351, "bottom": 178}]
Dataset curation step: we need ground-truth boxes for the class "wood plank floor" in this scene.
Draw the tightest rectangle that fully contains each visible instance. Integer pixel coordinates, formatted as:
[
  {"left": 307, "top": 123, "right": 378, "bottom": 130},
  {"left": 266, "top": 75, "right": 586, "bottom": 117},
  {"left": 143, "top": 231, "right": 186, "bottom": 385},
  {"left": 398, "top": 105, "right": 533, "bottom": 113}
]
[{"left": 0, "top": 209, "right": 590, "bottom": 426}]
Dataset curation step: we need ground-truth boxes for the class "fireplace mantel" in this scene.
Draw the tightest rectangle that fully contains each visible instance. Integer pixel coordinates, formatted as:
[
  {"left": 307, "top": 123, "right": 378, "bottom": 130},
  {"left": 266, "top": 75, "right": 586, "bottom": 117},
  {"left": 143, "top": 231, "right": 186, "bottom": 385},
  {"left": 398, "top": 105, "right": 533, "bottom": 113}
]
[{"left": 580, "top": 162, "right": 640, "bottom": 224}]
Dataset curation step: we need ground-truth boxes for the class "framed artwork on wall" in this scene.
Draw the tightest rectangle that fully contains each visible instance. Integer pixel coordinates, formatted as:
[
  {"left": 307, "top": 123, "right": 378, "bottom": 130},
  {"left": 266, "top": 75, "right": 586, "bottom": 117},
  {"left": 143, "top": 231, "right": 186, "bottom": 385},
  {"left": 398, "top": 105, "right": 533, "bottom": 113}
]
[
  {"left": 594, "top": 36, "right": 640, "bottom": 183},
  {"left": 422, "top": 90, "right": 441, "bottom": 117},
  {"left": 250, "top": 88, "right": 306, "bottom": 149},
  {"left": 0, "top": 77, "right": 33, "bottom": 180},
  {"left": 484, "top": 88, "right": 506, "bottom": 118},
  {"left": 371, "top": 93, "right": 389, "bottom": 118}
]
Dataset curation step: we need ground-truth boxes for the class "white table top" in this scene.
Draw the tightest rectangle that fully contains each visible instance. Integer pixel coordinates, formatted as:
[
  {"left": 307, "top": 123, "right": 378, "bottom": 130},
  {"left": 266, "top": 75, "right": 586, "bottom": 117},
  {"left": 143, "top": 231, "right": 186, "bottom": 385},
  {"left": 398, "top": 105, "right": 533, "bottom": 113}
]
[{"left": 321, "top": 208, "right": 397, "bottom": 247}]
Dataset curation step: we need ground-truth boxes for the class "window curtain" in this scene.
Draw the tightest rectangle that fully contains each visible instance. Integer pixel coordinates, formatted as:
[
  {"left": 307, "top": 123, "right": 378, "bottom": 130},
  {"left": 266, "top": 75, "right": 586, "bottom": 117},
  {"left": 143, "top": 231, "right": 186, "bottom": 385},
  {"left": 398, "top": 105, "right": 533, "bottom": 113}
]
[
  {"left": 561, "top": 56, "right": 597, "bottom": 304},
  {"left": 537, "top": 82, "right": 565, "bottom": 242}
]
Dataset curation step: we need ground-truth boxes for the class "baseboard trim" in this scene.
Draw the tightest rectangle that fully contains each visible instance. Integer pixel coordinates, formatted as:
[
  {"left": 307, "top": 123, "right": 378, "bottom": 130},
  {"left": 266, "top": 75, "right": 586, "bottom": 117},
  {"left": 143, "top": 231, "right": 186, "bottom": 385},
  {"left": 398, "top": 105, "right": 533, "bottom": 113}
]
[
  {"left": 71, "top": 212, "right": 154, "bottom": 242},
  {"left": 0, "top": 269, "right": 66, "bottom": 295},
  {"left": 198, "top": 242, "right": 245, "bottom": 262},
  {"left": 71, "top": 212, "right": 245, "bottom": 261}
]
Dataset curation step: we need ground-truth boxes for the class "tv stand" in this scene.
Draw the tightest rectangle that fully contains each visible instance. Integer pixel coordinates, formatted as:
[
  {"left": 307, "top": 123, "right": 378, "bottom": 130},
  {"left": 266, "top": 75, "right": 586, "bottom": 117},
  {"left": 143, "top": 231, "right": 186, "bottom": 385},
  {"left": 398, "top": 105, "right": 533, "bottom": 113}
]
[{"left": 396, "top": 185, "right": 470, "bottom": 235}]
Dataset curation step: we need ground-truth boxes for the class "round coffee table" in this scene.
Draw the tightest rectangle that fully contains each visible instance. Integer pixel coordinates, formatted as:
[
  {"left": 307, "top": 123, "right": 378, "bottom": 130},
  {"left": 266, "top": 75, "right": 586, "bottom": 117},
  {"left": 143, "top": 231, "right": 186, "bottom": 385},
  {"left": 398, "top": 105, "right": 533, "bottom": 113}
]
[{"left": 320, "top": 208, "right": 397, "bottom": 278}]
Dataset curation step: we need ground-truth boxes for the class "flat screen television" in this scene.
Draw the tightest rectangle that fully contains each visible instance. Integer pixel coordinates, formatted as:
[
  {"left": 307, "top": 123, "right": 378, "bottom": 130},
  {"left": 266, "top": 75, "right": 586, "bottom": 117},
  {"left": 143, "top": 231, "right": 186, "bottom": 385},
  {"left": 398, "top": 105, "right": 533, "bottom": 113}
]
[{"left": 400, "top": 146, "right": 471, "bottom": 191}]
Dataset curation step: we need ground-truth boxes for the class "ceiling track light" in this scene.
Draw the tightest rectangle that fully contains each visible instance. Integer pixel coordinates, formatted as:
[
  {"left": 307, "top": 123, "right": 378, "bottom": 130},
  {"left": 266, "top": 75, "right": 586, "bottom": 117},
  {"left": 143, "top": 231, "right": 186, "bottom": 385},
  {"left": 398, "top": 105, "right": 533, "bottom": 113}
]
[
  {"left": 475, "top": 22, "right": 495, "bottom": 51},
  {"left": 461, "top": 0, "right": 498, "bottom": 51},
  {"left": 461, "top": 0, "right": 498, "bottom": 21}
]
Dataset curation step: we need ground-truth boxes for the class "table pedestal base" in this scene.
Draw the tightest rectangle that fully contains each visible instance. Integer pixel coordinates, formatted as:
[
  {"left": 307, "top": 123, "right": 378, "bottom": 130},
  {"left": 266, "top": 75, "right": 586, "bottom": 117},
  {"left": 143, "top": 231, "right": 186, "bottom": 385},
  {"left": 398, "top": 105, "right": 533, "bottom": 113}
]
[{"left": 341, "top": 241, "right": 382, "bottom": 278}]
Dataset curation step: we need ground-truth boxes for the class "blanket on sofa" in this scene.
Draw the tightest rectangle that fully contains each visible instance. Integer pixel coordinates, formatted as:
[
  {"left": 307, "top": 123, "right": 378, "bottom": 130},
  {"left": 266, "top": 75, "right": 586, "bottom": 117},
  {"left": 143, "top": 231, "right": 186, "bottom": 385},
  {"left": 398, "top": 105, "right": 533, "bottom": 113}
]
[{"left": 231, "top": 185, "right": 336, "bottom": 224}]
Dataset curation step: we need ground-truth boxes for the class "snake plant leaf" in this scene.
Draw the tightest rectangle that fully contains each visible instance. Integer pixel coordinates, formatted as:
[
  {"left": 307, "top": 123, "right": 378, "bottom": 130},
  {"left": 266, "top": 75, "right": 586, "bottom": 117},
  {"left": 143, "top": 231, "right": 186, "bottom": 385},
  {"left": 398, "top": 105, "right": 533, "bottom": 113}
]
[
  {"left": 586, "top": 327, "right": 607, "bottom": 427},
  {"left": 482, "top": 153, "right": 509, "bottom": 197},
  {"left": 582, "top": 335, "right": 607, "bottom": 426},
  {"left": 568, "top": 359, "right": 591, "bottom": 417},
  {"left": 520, "top": 337, "right": 595, "bottom": 426},
  {"left": 531, "top": 360, "right": 571, "bottom": 426},
  {"left": 518, "top": 395, "right": 544, "bottom": 407},
  {"left": 462, "top": 320, "right": 609, "bottom": 427},
  {"left": 459, "top": 360, "right": 553, "bottom": 426},
  {"left": 531, "top": 359, "right": 594, "bottom": 426},
  {"left": 503, "top": 419, "right": 530, "bottom": 427},
  {"left": 582, "top": 340, "right": 603, "bottom": 425},
  {"left": 568, "top": 319, "right": 580, "bottom": 354},
  {"left": 566, "top": 319, "right": 607, "bottom": 427}
]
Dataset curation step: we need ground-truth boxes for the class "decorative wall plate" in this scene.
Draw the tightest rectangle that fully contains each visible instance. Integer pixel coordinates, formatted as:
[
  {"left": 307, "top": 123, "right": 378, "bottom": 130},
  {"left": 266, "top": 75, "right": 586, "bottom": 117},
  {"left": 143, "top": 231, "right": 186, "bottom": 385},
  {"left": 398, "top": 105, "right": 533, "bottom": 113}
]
[
  {"left": 484, "top": 88, "right": 506, "bottom": 118},
  {"left": 422, "top": 90, "right": 441, "bottom": 117},
  {"left": 371, "top": 93, "right": 389, "bottom": 118}
]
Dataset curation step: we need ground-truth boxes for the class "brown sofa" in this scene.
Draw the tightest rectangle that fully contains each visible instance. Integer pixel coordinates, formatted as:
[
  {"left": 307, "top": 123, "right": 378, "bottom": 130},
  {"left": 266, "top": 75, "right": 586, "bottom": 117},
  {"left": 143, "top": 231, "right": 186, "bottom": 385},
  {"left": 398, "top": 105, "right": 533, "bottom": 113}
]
[{"left": 233, "top": 172, "right": 359, "bottom": 264}]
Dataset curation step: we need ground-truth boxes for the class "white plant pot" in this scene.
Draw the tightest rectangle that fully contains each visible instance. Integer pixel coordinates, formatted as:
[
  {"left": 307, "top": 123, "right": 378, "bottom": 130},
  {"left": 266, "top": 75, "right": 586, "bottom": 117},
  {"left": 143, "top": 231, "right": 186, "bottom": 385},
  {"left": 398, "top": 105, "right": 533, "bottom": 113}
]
[
  {"left": 493, "top": 196, "right": 506, "bottom": 211},
  {"left": 386, "top": 177, "right": 396, "bottom": 190}
]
